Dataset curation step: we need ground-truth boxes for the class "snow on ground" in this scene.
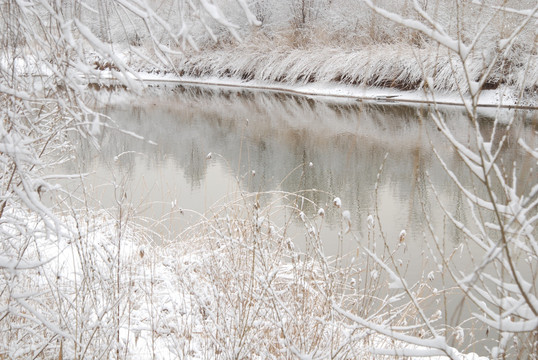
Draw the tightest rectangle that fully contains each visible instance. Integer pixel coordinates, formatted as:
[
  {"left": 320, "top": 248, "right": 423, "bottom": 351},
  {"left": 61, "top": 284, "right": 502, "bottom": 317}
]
[
  {"left": 2, "top": 202, "right": 492, "bottom": 359},
  {"left": 4, "top": 46, "right": 535, "bottom": 111},
  {"left": 94, "top": 69, "right": 533, "bottom": 111}
]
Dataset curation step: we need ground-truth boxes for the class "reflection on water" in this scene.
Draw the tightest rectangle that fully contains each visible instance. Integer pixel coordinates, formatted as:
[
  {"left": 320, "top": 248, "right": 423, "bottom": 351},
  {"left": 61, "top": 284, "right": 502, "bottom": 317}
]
[
  {"left": 59, "top": 84, "right": 536, "bottom": 354},
  {"left": 60, "top": 85, "right": 535, "bottom": 259},
  {"left": 68, "top": 85, "right": 535, "bottom": 250}
]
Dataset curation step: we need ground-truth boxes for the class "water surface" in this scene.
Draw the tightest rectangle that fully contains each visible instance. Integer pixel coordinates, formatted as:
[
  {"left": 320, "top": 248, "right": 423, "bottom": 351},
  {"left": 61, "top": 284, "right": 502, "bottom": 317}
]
[
  {"left": 59, "top": 84, "right": 536, "bottom": 354},
  {"left": 70, "top": 85, "right": 535, "bottom": 249}
]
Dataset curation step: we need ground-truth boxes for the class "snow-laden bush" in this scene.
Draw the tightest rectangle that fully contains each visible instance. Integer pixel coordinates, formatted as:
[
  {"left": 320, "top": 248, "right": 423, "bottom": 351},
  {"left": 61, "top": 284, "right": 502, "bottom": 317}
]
[
  {"left": 325, "top": 1, "right": 538, "bottom": 358},
  {"left": 0, "top": 0, "right": 258, "bottom": 357},
  {"left": 0, "top": 186, "right": 438, "bottom": 358}
]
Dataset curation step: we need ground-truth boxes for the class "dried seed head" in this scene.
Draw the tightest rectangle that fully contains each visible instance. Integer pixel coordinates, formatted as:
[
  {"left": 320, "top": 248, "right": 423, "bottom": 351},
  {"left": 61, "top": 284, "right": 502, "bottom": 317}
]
[{"left": 333, "top": 197, "right": 341, "bottom": 208}]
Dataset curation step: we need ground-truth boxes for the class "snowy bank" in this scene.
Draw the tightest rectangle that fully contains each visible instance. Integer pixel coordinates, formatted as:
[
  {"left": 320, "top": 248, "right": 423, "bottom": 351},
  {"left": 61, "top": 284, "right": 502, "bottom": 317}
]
[
  {"left": 101, "top": 41, "right": 537, "bottom": 109},
  {"left": 0, "top": 192, "right": 492, "bottom": 359},
  {"left": 84, "top": 44, "right": 538, "bottom": 110},
  {"left": 132, "top": 71, "right": 536, "bottom": 110}
]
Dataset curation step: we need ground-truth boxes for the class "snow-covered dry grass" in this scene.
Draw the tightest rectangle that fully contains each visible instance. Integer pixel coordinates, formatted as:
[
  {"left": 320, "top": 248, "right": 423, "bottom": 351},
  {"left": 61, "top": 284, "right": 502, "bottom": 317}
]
[
  {"left": 151, "top": 42, "right": 536, "bottom": 103},
  {"left": 0, "top": 190, "right": 455, "bottom": 359},
  {"left": 86, "top": 0, "right": 538, "bottom": 105}
]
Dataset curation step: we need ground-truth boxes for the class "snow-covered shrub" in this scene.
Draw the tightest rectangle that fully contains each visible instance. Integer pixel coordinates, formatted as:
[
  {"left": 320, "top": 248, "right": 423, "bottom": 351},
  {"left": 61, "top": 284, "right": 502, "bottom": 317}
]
[
  {"left": 150, "top": 0, "right": 536, "bottom": 97},
  {"left": 327, "top": 1, "right": 538, "bottom": 358},
  {"left": 0, "top": 0, "right": 259, "bottom": 357},
  {"left": 124, "top": 189, "right": 442, "bottom": 358}
]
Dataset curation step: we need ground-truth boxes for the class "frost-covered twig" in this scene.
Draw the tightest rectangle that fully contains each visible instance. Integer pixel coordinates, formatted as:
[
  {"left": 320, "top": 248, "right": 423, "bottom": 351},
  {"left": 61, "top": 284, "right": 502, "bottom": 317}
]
[{"left": 363, "top": 0, "right": 471, "bottom": 59}]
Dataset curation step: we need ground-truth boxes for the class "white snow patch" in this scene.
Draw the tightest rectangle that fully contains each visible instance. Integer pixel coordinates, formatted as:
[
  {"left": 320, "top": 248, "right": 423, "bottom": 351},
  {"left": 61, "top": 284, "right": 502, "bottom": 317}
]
[{"left": 333, "top": 197, "right": 341, "bottom": 208}]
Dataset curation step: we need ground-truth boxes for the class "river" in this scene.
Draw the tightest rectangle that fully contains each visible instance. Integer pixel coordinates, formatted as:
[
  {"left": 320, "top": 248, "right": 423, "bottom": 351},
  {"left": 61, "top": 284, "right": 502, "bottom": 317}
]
[{"left": 57, "top": 83, "right": 536, "bottom": 354}]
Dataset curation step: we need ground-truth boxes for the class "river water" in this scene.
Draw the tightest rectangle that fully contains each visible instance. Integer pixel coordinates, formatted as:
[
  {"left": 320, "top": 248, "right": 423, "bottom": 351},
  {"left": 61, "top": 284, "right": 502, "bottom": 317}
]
[
  {"left": 65, "top": 83, "right": 535, "bottom": 283},
  {"left": 68, "top": 84, "right": 534, "bottom": 246},
  {"left": 59, "top": 83, "right": 536, "bottom": 355}
]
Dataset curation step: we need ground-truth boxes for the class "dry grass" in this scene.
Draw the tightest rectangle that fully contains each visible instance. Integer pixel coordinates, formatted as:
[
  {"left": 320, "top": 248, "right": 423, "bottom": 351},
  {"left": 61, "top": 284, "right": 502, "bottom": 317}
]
[
  {"left": 1, "top": 187, "right": 439, "bottom": 358},
  {"left": 111, "top": 0, "right": 537, "bottom": 96}
]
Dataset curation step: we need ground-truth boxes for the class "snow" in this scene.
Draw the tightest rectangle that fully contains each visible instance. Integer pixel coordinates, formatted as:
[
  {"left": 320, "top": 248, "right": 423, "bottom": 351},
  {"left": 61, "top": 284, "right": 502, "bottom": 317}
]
[
  {"left": 474, "top": 313, "right": 538, "bottom": 333},
  {"left": 333, "top": 197, "right": 341, "bottom": 208},
  {"left": 363, "top": 0, "right": 471, "bottom": 59},
  {"left": 367, "top": 214, "right": 374, "bottom": 230},
  {"left": 90, "top": 114, "right": 101, "bottom": 135},
  {"left": 498, "top": 38, "right": 510, "bottom": 49},
  {"left": 469, "top": 81, "right": 480, "bottom": 96},
  {"left": 7, "top": 46, "right": 534, "bottom": 111},
  {"left": 0, "top": 256, "right": 50, "bottom": 272},
  {"left": 364, "top": 248, "right": 406, "bottom": 290},
  {"left": 399, "top": 229, "right": 406, "bottom": 242},
  {"left": 334, "top": 304, "right": 472, "bottom": 359},
  {"left": 121, "top": 71, "right": 529, "bottom": 110},
  {"left": 235, "top": 0, "right": 262, "bottom": 26},
  {"left": 199, "top": 0, "right": 240, "bottom": 31}
]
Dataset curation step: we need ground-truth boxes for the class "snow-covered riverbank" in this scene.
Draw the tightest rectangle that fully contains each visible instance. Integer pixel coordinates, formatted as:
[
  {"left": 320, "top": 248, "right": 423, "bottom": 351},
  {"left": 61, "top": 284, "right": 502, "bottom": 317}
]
[
  {"left": 3, "top": 193, "right": 488, "bottom": 359},
  {"left": 89, "top": 44, "right": 538, "bottom": 110},
  {"left": 132, "top": 71, "right": 535, "bottom": 109}
]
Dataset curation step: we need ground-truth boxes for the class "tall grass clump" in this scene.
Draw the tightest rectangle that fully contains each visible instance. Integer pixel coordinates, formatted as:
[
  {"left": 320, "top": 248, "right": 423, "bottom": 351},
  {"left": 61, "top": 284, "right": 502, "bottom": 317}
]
[
  {"left": 107, "top": 0, "right": 536, "bottom": 100},
  {"left": 118, "top": 188, "right": 440, "bottom": 358}
]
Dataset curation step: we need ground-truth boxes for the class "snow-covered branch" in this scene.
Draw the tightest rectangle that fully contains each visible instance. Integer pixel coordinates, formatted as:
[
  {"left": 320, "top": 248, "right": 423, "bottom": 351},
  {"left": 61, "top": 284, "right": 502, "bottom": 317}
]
[{"left": 362, "top": 0, "right": 471, "bottom": 59}]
